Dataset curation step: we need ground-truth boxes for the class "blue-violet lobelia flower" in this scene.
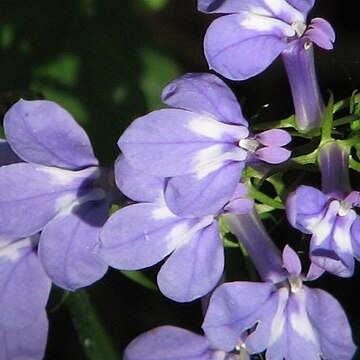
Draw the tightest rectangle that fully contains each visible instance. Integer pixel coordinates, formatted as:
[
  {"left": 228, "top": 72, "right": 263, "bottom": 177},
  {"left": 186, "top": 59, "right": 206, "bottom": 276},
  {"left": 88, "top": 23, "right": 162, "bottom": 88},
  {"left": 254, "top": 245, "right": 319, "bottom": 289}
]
[
  {"left": 119, "top": 73, "right": 290, "bottom": 218},
  {"left": 97, "top": 155, "right": 254, "bottom": 302},
  {"left": 124, "top": 325, "right": 250, "bottom": 360},
  {"left": 199, "top": 0, "right": 335, "bottom": 131},
  {"left": 0, "top": 235, "right": 50, "bottom": 360},
  {"left": 0, "top": 99, "right": 109, "bottom": 290},
  {"left": 0, "top": 144, "right": 50, "bottom": 360},
  {"left": 286, "top": 141, "right": 360, "bottom": 277},
  {"left": 203, "top": 211, "right": 356, "bottom": 359}
]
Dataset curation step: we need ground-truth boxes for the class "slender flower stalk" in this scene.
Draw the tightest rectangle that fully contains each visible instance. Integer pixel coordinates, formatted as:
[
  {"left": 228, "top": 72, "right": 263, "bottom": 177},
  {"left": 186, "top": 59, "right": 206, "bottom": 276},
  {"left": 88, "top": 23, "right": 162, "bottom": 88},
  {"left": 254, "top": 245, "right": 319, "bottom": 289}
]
[
  {"left": 282, "top": 39, "right": 325, "bottom": 131},
  {"left": 223, "top": 210, "right": 286, "bottom": 283}
]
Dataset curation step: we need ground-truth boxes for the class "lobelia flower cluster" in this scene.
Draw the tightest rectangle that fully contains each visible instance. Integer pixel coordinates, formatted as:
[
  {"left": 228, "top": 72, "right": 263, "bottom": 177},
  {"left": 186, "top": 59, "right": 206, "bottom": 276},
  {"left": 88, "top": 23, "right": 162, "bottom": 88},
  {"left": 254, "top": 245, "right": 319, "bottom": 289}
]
[{"left": 0, "top": 0, "right": 359, "bottom": 359}]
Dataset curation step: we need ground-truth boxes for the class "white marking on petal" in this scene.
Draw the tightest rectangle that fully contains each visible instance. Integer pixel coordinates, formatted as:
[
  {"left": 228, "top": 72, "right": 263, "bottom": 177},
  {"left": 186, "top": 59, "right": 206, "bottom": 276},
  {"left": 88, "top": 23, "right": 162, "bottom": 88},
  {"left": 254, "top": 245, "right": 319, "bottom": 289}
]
[
  {"left": 165, "top": 215, "right": 214, "bottom": 251},
  {"left": 289, "top": 289, "right": 318, "bottom": 344},
  {"left": 306, "top": 201, "right": 339, "bottom": 246},
  {"left": 187, "top": 114, "right": 248, "bottom": 141},
  {"left": 152, "top": 205, "right": 176, "bottom": 220},
  {"left": 39, "top": 165, "right": 100, "bottom": 186},
  {"left": 192, "top": 145, "right": 246, "bottom": 179},
  {"left": 268, "top": 287, "right": 288, "bottom": 345},
  {"left": 239, "top": 13, "right": 295, "bottom": 37},
  {"left": 54, "top": 188, "right": 106, "bottom": 216},
  {"left": 0, "top": 238, "right": 31, "bottom": 261},
  {"left": 333, "top": 210, "right": 356, "bottom": 253}
]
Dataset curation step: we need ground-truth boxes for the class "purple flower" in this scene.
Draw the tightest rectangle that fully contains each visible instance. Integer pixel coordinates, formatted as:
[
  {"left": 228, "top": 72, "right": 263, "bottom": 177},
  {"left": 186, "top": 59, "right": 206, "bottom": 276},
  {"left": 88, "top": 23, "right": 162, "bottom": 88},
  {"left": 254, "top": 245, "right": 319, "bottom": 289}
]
[
  {"left": 199, "top": 0, "right": 335, "bottom": 131},
  {"left": 202, "top": 246, "right": 356, "bottom": 359},
  {"left": 199, "top": 0, "right": 335, "bottom": 80},
  {"left": 124, "top": 325, "right": 249, "bottom": 360},
  {"left": 119, "top": 73, "right": 290, "bottom": 217},
  {"left": 286, "top": 142, "right": 360, "bottom": 277},
  {"left": 0, "top": 235, "right": 51, "bottom": 360},
  {"left": 0, "top": 99, "right": 108, "bottom": 290},
  {"left": 97, "top": 155, "right": 253, "bottom": 302}
]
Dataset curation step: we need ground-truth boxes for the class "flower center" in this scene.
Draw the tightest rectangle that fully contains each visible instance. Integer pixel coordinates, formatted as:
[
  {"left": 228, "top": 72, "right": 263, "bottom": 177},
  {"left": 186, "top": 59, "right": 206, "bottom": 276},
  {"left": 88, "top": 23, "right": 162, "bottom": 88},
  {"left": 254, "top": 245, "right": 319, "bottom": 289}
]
[
  {"left": 291, "top": 20, "right": 307, "bottom": 37},
  {"left": 338, "top": 200, "right": 352, "bottom": 217},
  {"left": 238, "top": 138, "right": 259, "bottom": 153},
  {"left": 288, "top": 276, "right": 303, "bottom": 293}
]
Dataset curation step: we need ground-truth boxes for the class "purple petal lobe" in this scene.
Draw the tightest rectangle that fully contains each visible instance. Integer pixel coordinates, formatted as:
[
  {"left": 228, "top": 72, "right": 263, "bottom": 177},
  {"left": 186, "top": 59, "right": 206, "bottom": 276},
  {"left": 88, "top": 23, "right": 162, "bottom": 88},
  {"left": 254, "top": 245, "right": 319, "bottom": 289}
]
[
  {"left": 286, "top": 185, "right": 329, "bottom": 233},
  {"left": 165, "top": 161, "right": 244, "bottom": 217},
  {"left": 4, "top": 99, "right": 98, "bottom": 169},
  {"left": 0, "top": 163, "right": 98, "bottom": 238},
  {"left": 124, "top": 326, "right": 211, "bottom": 360},
  {"left": 157, "top": 222, "right": 223, "bottom": 302},
  {"left": 114, "top": 155, "right": 165, "bottom": 203},
  {"left": 0, "top": 139, "right": 21, "bottom": 166},
  {"left": 98, "top": 203, "right": 199, "bottom": 270},
  {"left": 286, "top": 0, "right": 315, "bottom": 16},
  {"left": 119, "top": 108, "right": 246, "bottom": 177},
  {"left": 202, "top": 281, "right": 274, "bottom": 351},
  {"left": 255, "top": 147, "right": 291, "bottom": 164},
  {"left": 162, "top": 73, "right": 247, "bottom": 125},
  {"left": 307, "top": 17, "right": 335, "bottom": 50},
  {"left": 0, "top": 312, "right": 48, "bottom": 360},
  {"left": 38, "top": 201, "right": 108, "bottom": 290},
  {"left": 204, "top": 14, "right": 289, "bottom": 80},
  {"left": 282, "top": 245, "right": 302, "bottom": 276},
  {"left": 306, "top": 287, "right": 357, "bottom": 359},
  {"left": 256, "top": 129, "right": 291, "bottom": 146},
  {"left": 199, "top": 0, "right": 306, "bottom": 20},
  {"left": 0, "top": 236, "right": 51, "bottom": 329}
]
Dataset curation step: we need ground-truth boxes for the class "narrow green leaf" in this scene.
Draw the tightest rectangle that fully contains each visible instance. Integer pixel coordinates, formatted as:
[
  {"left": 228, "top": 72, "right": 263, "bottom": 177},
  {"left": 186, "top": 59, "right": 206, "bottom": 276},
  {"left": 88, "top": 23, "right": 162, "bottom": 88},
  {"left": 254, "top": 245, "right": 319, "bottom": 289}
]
[
  {"left": 66, "top": 289, "right": 119, "bottom": 360},
  {"left": 248, "top": 184, "right": 285, "bottom": 210},
  {"left": 121, "top": 270, "right": 157, "bottom": 291}
]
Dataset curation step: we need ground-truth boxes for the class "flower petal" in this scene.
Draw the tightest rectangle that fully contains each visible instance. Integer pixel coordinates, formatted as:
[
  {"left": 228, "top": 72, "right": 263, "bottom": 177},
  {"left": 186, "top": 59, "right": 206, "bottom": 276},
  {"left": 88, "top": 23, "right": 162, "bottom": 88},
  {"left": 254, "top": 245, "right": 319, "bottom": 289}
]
[
  {"left": 286, "top": 0, "right": 315, "bottom": 16},
  {"left": 202, "top": 281, "right": 274, "bottom": 351},
  {"left": 256, "top": 129, "right": 291, "bottom": 146},
  {"left": 255, "top": 147, "right": 291, "bottom": 164},
  {"left": 124, "top": 326, "right": 211, "bottom": 360},
  {"left": 119, "top": 108, "right": 246, "bottom": 177},
  {"left": 4, "top": 99, "right": 98, "bottom": 169},
  {"left": 165, "top": 161, "right": 244, "bottom": 217},
  {"left": 305, "top": 287, "right": 357, "bottom": 359},
  {"left": 0, "top": 312, "right": 48, "bottom": 360},
  {"left": 306, "top": 18, "right": 335, "bottom": 50},
  {"left": 162, "top": 73, "right": 247, "bottom": 125},
  {"left": 157, "top": 222, "right": 223, "bottom": 302},
  {"left": 98, "top": 203, "right": 198, "bottom": 270},
  {"left": 286, "top": 185, "right": 329, "bottom": 234},
  {"left": 114, "top": 155, "right": 165, "bottom": 203},
  {"left": 0, "top": 163, "right": 98, "bottom": 238},
  {"left": 204, "top": 13, "right": 290, "bottom": 80},
  {"left": 199, "top": 0, "right": 305, "bottom": 21},
  {"left": 0, "top": 236, "right": 51, "bottom": 329},
  {"left": 38, "top": 201, "right": 108, "bottom": 290},
  {"left": 282, "top": 245, "right": 302, "bottom": 276}
]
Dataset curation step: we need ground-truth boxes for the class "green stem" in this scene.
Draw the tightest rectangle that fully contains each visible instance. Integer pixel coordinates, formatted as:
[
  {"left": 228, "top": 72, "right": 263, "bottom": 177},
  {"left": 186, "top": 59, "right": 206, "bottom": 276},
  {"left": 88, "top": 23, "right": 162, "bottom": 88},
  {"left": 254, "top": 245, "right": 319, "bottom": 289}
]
[
  {"left": 248, "top": 184, "right": 285, "bottom": 210},
  {"left": 66, "top": 289, "right": 120, "bottom": 360}
]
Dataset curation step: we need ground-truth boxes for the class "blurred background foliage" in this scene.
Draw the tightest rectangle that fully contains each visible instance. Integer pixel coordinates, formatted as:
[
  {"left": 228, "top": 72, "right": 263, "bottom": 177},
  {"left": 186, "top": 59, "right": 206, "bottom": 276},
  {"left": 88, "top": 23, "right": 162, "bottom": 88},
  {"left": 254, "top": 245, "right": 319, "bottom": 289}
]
[{"left": 0, "top": 0, "right": 360, "bottom": 358}]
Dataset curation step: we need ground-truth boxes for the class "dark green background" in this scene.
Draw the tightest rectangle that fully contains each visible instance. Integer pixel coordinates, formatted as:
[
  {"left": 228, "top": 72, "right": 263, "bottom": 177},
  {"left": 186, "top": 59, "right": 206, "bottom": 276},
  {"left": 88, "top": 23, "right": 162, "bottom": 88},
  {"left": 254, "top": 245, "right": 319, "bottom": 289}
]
[{"left": 1, "top": 1, "right": 360, "bottom": 358}]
